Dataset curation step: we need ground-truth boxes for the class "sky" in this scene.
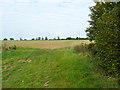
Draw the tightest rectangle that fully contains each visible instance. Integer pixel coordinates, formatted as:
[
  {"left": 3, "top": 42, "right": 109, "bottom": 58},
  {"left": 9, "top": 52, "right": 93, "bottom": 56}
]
[{"left": 0, "top": 0, "right": 95, "bottom": 40}]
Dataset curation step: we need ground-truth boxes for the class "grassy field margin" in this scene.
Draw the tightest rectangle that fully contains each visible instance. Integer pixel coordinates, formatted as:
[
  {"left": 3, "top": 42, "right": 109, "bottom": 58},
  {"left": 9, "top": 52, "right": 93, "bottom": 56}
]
[{"left": 2, "top": 46, "right": 118, "bottom": 88}]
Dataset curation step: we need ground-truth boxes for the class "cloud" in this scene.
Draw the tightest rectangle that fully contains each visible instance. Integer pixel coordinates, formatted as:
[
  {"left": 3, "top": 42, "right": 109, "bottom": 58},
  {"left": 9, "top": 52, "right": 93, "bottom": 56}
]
[
  {"left": 0, "top": 0, "right": 14, "bottom": 4},
  {"left": 16, "top": 0, "right": 32, "bottom": 3},
  {"left": 0, "top": 0, "right": 94, "bottom": 4},
  {"left": 0, "top": 0, "right": 32, "bottom": 4},
  {"left": 0, "top": 9, "right": 2, "bottom": 36},
  {"left": 1, "top": 0, "right": 95, "bottom": 39},
  {"left": 55, "top": 32, "right": 63, "bottom": 36}
]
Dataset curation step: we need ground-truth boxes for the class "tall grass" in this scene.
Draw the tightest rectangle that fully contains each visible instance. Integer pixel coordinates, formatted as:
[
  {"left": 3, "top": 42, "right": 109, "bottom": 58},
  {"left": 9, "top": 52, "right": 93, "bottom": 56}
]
[
  {"left": 2, "top": 43, "right": 17, "bottom": 51},
  {"left": 72, "top": 43, "right": 118, "bottom": 88},
  {"left": 73, "top": 43, "right": 90, "bottom": 57},
  {"left": 2, "top": 43, "right": 8, "bottom": 51}
]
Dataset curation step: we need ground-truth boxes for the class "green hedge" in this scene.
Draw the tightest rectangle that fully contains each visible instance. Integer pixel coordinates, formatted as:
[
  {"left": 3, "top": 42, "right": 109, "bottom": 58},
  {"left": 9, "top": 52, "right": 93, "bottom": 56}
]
[{"left": 95, "top": 6, "right": 120, "bottom": 76}]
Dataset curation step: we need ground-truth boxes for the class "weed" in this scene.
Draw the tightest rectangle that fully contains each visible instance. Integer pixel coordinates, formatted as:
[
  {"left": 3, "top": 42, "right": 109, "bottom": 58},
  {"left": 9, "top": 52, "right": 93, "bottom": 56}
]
[
  {"left": 73, "top": 43, "right": 89, "bottom": 57},
  {"left": 2, "top": 43, "right": 8, "bottom": 51}
]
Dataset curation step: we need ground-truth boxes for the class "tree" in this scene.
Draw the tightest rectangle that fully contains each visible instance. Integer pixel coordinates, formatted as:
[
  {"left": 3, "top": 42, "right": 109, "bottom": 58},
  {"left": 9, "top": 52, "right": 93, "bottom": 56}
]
[
  {"left": 57, "top": 36, "right": 60, "bottom": 40},
  {"left": 24, "top": 39, "right": 27, "bottom": 40},
  {"left": 76, "top": 37, "right": 79, "bottom": 40},
  {"left": 3, "top": 38, "right": 7, "bottom": 40},
  {"left": 10, "top": 38, "right": 14, "bottom": 41},
  {"left": 66, "top": 37, "right": 71, "bottom": 40},
  {"left": 86, "top": 2, "right": 117, "bottom": 41},
  {"left": 45, "top": 37, "right": 48, "bottom": 40},
  {"left": 38, "top": 37, "right": 41, "bottom": 40},
  {"left": 42, "top": 37, "right": 44, "bottom": 40},
  {"left": 20, "top": 38, "right": 23, "bottom": 40},
  {"left": 31, "top": 38, "right": 35, "bottom": 40},
  {"left": 54, "top": 38, "right": 56, "bottom": 40}
]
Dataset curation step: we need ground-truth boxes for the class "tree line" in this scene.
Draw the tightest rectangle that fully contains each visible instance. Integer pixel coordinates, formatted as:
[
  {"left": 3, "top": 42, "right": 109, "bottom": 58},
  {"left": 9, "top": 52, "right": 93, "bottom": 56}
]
[{"left": 3, "top": 37, "right": 88, "bottom": 41}]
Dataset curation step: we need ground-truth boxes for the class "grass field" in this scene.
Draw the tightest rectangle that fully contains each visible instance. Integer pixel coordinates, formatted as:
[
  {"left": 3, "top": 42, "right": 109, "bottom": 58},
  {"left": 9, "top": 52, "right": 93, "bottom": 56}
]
[{"left": 2, "top": 40, "right": 118, "bottom": 88}]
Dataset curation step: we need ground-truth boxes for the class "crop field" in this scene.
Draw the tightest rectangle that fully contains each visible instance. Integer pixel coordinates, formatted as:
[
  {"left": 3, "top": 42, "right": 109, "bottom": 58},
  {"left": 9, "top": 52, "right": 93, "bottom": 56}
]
[
  {"left": 2, "top": 40, "right": 92, "bottom": 49},
  {"left": 2, "top": 40, "right": 118, "bottom": 88}
]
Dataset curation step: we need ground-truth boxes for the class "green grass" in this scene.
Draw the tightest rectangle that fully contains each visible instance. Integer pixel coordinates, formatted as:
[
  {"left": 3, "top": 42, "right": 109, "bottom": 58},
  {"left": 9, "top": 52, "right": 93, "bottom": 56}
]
[{"left": 2, "top": 47, "right": 118, "bottom": 88}]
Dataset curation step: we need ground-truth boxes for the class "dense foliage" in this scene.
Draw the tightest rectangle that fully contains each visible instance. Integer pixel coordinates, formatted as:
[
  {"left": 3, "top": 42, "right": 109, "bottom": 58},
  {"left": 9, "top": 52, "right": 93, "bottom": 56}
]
[
  {"left": 96, "top": 5, "right": 120, "bottom": 75},
  {"left": 86, "top": 1, "right": 120, "bottom": 80}
]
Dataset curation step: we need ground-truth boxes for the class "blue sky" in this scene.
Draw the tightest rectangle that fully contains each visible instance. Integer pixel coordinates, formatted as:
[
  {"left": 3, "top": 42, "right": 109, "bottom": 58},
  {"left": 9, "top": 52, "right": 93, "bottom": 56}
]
[{"left": 0, "top": 0, "right": 95, "bottom": 40}]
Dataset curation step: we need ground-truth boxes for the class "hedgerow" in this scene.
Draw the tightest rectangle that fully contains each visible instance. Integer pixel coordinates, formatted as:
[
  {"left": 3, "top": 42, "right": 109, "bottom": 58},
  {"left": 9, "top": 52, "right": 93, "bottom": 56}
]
[
  {"left": 86, "top": 2, "right": 120, "bottom": 86},
  {"left": 95, "top": 6, "right": 120, "bottom": 76}
]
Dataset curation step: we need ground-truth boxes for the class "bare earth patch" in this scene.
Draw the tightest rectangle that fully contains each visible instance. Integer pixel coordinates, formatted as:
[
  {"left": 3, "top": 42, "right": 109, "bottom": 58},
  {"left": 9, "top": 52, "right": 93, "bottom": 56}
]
[
  {"left": 3, "top": 65, "right": 15, "bottom": 70},
  {"left": 17, "top": 59, "right": 31, "bottom": 63},
  {"left": 44, "top": 81, "right": 49, "bottom": 87}
]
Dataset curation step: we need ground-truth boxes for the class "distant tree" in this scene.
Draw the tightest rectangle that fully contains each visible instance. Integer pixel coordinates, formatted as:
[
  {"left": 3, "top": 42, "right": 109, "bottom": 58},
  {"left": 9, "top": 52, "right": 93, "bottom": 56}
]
[
  {"left": 3, "top": 38, "right": 7, "bottom": 40},
  {"left": 71, "top": 38, "right": 76, "bottom": 40},
  {"left": 76, "top": 37, "right": 82, "bottom": 40},
  {"left": 66, "top": 37, "right": 71, "bottom": 40},
  {"left": 42, "top": 37, "right": 44, "bottom": 40},
  {"left": 38, "top": 37, "right": 41, "bottom": 40},
  {"left": 31, "top": 38, "right": 35, "bottom": 40},
  {"left": 54, "top": 38, "right": 56, "bottom": 40},
  {"left": 45, "top": 37, "right": 48, "bottom": 40},
  {"left": 20, "top": 38, "right": 23, "bottom": 40},
  {"left": 76, "top": 37, "right": 79, "bottom": 40},
  {"left": 61, "top": 39, "right": 66, "bottom": 40},
  {"left": 24, "top": 39, "right": 27, "bottom": 40},
  {"left": 57, "top": 36, "right": 60, "bottom": 40},
  {"left": 10, "top": 38, "right": 14, "bottom": 41}
]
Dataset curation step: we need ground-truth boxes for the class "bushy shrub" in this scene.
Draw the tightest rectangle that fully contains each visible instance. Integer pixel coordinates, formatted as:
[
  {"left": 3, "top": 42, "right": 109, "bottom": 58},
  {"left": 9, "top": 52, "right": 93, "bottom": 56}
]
[
  {"left": 87, "top": 43, "right": 95, "bottom": 50},
  {"left": 86, "top": 2, "right": 120, "bottom": 86},
  {"left": 73, "top": 44, "right": 89, "bottom": 56},
  {"left": 9, "top": 45, "right": 17, "bottom": 50},
  {"left": 87, "top": 43, "right": 97, "bottom": 55},
  {"left": 94, "top": 6, "right": 120, "bottom": 76},
  {"left": 12, "top": 45, "right": 17, "bottom": 50}
]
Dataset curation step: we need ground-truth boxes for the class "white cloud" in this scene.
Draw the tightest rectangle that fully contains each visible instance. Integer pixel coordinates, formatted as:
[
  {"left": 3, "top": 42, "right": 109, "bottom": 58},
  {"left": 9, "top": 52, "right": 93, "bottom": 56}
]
[
  {"left": 0, "top": 9, "right": 2, "bottom": 37},
  {"left": 0, "top": 0, "right": 32, "bottom": 3},
  {"left": 37, "top": 0, "right": 83, "bottom": 3},
  {"left": 0, "top": 0, "right": 94, "bottom": 4},
  {"left": 55, "top": 32, "right": 63, "bottom": 36},
  {"left": 1, "top": 0, "right": 95, "bottom": 39},
  {"left": 64, "top": 0, "right": 83, "bottom": 2},
  {"left": 16, "top": 0, "right": 32, "bottom": 3},
  {"left": 37, "top": 0, "right": 64, "bottom": 3},
  {"left": 0, "top": 0, "right": 14, "bottom": 4}
]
